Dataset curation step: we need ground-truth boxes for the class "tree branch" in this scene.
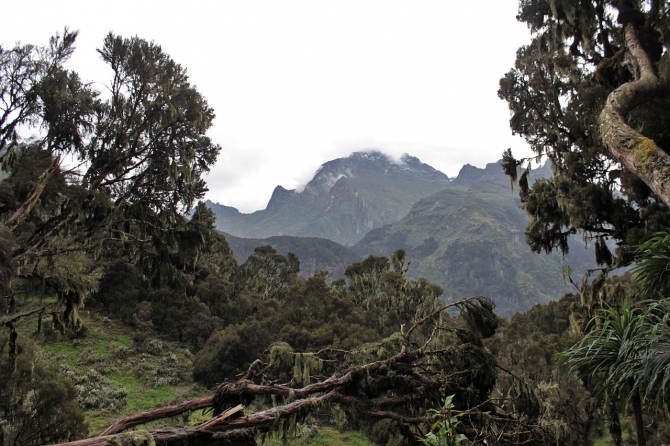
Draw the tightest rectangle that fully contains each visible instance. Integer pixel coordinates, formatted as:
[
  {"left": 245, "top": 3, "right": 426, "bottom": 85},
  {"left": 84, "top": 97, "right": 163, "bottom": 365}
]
[
  {"left": 599, "top": 21, "right": 670, "bottom": 207},
  {"left": 100, "top": 396, "right": 215, "bottom": 435},
  {"left": 6, "top": 155, "right": 61, "bottom": 227}
]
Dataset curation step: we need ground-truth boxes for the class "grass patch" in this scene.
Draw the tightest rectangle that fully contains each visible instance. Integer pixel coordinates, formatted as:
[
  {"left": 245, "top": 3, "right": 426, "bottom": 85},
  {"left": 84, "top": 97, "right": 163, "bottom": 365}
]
[
  {"left": 87, "top": 415, "right": 117, "bottom": 436},
  {"left": 126, "top": 385, "right": 177, "bottom": 412},
  {"left": 45, "top": 341, "right": 79, "bottom": 367},
  {"left": 106, "top": 369, "right": 141, "bottom": 393},
  {"left": 114, "top": 334, "right": 133, "bottom": 348},
  {"left": 87, "top": 331, "right": 110, "bottom": 341},
  {"left": 308, "top": 429, "right": 373, "bottom": 446},
  {"left": 187, "top": 409, "right": 211, "bottom": 425},
  {"left": 106, "top": 368, "right": 177, "bottom": 411},
  {"left": 262, "top": 428, "right": 374, "bottom": 446},
  {"left": 93, "top": 342, "right": 110, "bottom": 357}
]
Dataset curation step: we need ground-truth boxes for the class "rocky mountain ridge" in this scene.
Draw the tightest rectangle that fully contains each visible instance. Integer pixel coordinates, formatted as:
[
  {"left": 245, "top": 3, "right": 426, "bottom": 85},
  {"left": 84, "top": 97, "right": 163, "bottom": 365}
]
[
  {"left": 352, "top": 161, "right": 596, "bottom": 316},
  {"left": 207, "top": 151, "right": 450, "bottom": 246}
]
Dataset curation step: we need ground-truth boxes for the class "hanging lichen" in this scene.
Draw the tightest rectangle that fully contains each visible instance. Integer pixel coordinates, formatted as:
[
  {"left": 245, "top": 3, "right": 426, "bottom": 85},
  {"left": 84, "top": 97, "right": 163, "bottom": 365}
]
[
  {"left": 346, "top": 332, "right": 404, "bottom": 365},
  {"left": 269, "top": 341, "right": 294, "bottom": 368},
  {"left": 292, "top": 353, "right": 323, "bottom": 387}
]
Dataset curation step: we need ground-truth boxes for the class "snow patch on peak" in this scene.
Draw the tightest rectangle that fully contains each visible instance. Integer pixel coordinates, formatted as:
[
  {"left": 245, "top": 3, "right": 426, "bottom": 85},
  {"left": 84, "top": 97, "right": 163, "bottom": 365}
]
[{"left": 323, "top": 170, "right": 352, "bottom": 190}]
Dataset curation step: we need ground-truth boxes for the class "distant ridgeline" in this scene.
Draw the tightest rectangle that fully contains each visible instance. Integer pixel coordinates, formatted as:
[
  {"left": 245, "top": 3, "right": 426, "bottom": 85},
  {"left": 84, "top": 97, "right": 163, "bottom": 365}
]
[
  {"left": 207, "top": 151, "right": 597, "bottom": 316},
  {"left": 222, "top": 233, "right": 362, "bottom": 280},
  {"left": 207, "top": 151, "right": 449, "bottom": 246}
]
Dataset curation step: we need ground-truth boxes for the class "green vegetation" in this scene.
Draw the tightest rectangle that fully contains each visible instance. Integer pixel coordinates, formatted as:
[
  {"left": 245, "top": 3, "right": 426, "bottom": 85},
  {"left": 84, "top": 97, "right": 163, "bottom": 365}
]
[
  {"left": 498, "top": 1, "right": 670, "bottom": 444},
  {"left": 223, "top": 233, "right": 362, "bottom": 279},
  {"left": 500, "top": 0, "right": 670, "bottom": 268},
  {"left": 306, "top": 430, "right": 375, "bottom": 446},
  {"left": 31, "top": 313, "right": 204, "bottom": 435},
  {"left": 45, "top": 341, "right": 79, "bottom": 367},
  {"left": 222, "top": 160, "right": 598, "bottom": 317},
  {"left": 418, "top": 395, "right": 470, "bottom": 446},
  {"left": 2, "top": 1, "right": 670, "bottom": 444},
  {"left": 262, "top": 428, "right": 375, "bottom": 446}
]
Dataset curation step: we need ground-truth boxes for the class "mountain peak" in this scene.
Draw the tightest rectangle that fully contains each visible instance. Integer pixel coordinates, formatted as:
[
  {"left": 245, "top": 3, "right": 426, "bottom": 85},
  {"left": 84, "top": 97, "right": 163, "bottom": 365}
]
[
  {"left": 451, "top": 160, "right": 504, "bottom": 188},
  {"left": 307, "top": 151, "right": 449, "bottom": 193},
  {"left": 266, "top": 185, "right": 296, "bottom": 213},
  {"left": 209, "top": 150, "right": 451, "bottom": 245},
  {"left": 204, "top": 199, "right": 240, "bottom": 217}
]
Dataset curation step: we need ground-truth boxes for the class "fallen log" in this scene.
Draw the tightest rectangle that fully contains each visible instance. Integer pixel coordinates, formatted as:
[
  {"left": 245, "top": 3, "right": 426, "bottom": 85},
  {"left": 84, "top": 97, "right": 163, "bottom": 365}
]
[
  {"left": 54, "top": 392, "right": 335, "bottom": 446},
  {"left": 101, "top": 396, "right": 215, "bottom": 435}
]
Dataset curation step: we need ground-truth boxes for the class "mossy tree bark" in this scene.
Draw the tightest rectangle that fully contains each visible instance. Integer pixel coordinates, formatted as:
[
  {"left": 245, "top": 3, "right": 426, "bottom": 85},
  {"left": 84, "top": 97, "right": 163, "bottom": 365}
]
[{"left": 599, "top": 21, "right": 670, "bottom": 208}]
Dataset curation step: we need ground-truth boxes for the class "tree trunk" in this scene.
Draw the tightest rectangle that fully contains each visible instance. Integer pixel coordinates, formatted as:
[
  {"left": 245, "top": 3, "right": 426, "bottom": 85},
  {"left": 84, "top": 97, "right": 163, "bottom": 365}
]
[
  {"left": 608, "top": 398, "right": 623, "bottom": 446},
  {"left": 55, "top": 391, "right": 337, "bottom": 446},
  {"left": 631, "top": 385, "right": 647, "bottom": 446},
  {"left": 599, "top": 22, "right": 670, "bottom": 208}
]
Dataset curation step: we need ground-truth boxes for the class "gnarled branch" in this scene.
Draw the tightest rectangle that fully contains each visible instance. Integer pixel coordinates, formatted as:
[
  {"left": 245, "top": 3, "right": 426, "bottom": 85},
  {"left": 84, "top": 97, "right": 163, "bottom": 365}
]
[{"left": 599, "top": 21, "right": 670, "bottom": 206}]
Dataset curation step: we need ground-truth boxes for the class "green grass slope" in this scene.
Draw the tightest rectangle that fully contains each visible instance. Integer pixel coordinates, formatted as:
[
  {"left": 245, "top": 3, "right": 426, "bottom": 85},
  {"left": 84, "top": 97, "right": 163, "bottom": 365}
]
[{"left": 17, "top": 309, "right": 205, "bottom": 435}]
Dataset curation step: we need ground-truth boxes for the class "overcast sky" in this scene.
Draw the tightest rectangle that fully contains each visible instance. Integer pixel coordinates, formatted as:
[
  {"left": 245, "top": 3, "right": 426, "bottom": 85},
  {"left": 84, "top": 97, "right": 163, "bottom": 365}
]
[{"left": 1, "top": 1, "right": 534, "bottom": 213}]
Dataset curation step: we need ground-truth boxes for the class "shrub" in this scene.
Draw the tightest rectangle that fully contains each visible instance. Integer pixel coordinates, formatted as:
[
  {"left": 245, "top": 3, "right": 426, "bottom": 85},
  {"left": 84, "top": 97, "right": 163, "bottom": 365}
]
[{"left": 61, "top": 366, "right": 127, "bottom": 411}]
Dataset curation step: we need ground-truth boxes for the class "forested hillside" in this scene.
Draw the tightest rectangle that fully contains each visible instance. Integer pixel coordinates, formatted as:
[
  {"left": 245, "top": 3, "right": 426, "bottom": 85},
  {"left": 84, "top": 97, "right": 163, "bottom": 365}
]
[
  {"left": 353, "top": 162, "right": 597, "bottom": 316},
  {"left": 222, "top": 232, "right": 361, "bottom": 279}
]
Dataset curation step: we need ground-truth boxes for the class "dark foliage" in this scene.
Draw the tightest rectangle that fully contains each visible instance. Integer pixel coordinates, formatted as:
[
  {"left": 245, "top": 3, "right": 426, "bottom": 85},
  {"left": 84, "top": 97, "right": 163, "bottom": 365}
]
[
  {"left": 0, "top": 336, "right": 87, "bottom": 446},
  {"left": 499, "top": 0, "right": 670, "bottom": 266},
  {"left": 192, "top": 272, "right": 379, "bottom": 387}
]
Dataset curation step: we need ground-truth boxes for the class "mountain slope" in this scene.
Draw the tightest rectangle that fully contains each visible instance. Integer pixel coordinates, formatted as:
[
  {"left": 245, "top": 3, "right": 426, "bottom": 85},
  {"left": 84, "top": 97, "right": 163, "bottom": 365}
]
[
  {"left": 208, "top": 151, "right": 450, "bottom": 246},
  {"left": 353, "top": 162, "right": 597, "bottom": 316},
  {"left": 222, "top": 232, "right": 362, "bottom": 279}
]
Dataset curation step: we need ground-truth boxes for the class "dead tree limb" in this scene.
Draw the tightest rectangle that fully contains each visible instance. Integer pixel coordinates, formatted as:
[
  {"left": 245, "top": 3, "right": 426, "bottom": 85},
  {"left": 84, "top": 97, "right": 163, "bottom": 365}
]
[
  {"left": 100, "top": 396, "right": 215, "bottom": 435},
  {"left": 7, "top": 155, "right": 61, "bottom": 227}
]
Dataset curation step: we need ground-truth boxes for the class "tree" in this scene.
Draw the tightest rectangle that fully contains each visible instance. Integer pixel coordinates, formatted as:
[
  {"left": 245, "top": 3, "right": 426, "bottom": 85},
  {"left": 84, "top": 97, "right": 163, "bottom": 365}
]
[
  {"left": 499, "top": 0, "right": 670, "bottom": 267},
  {"left": 0, "top": 336, "right": 88, "bottom": 446},
  {"left": 499, "top": 5, "right": 670, "bottom": 442},
  {"left": 235, "top": 245, "right": 300, "bottom": 300},
  {"left": 0, "top": 29, "right": 223, "bottom": 445},
  {"left": 487, "top": 294, "right": 596, "bottom": 445},
  {"left": 557, "top": 301, "right": 649, "bottom": 446},
  {"left": 0, "top": 30, "right": 221, "bottom": 331},
  {"left": 345, "top": 249, "right": 443, "bottom": 337}
]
